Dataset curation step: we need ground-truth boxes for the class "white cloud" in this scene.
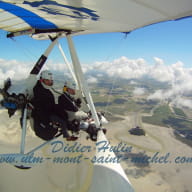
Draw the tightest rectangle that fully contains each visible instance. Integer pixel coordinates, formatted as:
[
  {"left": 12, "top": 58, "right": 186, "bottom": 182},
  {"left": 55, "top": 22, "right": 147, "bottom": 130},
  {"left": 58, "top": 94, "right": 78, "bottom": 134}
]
[
  {"left": 148, "top": 58, "right": 175, "bottom": 82},
  {"left": 93, "top": 57, "right": 148, "bottom": 79},
  {"left": 147, "top": 90, "right": 164, "bottom": 101},
  {"left": 46, "top": 60, "right": 67, "bottom": 71},
  {"left": 87, "top": 76, "right": 98, "bottom": 83},
  {"left": 0, "top": 58, "right": 69, "bottom": 84},
  {"left": 0, "top": 59, "right": 32, "bottom": 83},
  {"left": 1, "top": 56, "right": 192, "bottom": 109},
  {"left": 91, "top": 57, "right": 192, "bottom": 108},
  {"left": 147, "top": 61, "right": 192, "bottom": 106},
  {"left": 133, "top": 87, "right": 146, "bottom": 96},
  {"left": 91, "top": 56, "right": 192, "bottom": 85},
  {"left": 172, "top": 98, "right": 192, "bottom": 109},
  {"left": 130, "top": 80, "right": 137, "bottom": 85}
]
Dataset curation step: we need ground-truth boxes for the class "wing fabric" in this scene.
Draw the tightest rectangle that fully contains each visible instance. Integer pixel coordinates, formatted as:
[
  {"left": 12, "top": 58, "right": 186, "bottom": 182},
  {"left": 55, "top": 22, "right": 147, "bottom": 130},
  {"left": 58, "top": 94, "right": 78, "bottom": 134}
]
[
  {"left": 0, "top": 1, "right": 57, "bottom": 32},
  {"left": 0, "top": 0, "right": 192, "bottom": 36}
]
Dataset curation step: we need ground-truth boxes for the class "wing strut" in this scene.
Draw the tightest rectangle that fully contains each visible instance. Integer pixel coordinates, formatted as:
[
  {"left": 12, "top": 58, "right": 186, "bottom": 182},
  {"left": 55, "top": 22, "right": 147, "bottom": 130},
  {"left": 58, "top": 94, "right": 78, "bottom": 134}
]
[
  {"left": 20, "top": 105, "right": 28, "bottom": 155},
  {"left": 57, "top": 42, "right": 78, "bottom": 88},
  {"left": 30, "top": 34, "right": 62, "bottom": 75},
  {"left": 66, "top": 34, "right": 100, "bottom": 128}
]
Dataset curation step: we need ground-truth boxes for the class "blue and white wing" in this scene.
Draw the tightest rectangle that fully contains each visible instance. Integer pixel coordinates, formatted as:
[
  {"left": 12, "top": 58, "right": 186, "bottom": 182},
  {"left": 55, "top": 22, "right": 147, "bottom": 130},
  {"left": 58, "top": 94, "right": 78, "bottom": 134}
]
[{"left": 0, "top": 0, "right": 191, "bottom": 36}]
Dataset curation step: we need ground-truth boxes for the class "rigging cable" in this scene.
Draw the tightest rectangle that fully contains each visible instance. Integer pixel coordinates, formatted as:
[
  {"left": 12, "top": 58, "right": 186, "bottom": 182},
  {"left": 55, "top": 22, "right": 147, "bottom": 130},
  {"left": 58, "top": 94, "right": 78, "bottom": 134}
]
[
  {"left": 102, "top": 33, "right": 128, "bottom": 114},
  {"left": 10, "top": 36, "right": 39, "bottom": 64}
]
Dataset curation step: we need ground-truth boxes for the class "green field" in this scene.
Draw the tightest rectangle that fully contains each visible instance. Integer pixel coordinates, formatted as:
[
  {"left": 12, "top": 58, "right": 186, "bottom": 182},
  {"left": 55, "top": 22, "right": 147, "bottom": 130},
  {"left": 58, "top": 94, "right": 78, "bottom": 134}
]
[
  {"left": 173, "top": 107, "right": 187, "bottom": 117},
  {"left": 142, "top": 105, "right": 192, "bottom": 130}
]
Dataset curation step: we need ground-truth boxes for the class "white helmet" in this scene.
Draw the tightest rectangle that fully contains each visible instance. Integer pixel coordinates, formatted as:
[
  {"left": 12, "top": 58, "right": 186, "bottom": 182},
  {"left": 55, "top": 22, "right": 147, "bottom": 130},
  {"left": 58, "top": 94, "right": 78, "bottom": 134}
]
[
  {"left": 40, "top": 70, "right": 53, "bottom": 81},
  {"left": 64, "top": 81, "right": 76, "bottom": 90}
]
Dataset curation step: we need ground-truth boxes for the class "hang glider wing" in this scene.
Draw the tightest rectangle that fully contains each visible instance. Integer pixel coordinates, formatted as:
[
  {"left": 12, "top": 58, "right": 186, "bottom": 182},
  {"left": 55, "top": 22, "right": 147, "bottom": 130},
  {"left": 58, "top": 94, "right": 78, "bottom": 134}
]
[{"left": 0, "top": 0, "right": 192, "bottom": 36}]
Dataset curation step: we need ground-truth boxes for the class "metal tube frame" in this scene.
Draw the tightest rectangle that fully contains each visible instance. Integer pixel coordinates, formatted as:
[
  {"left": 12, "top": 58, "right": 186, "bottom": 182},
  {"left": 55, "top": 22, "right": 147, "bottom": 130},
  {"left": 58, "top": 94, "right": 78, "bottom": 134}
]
[
  {"left": 19, "top": 33, "right": 101, "bottom": 157},
  {"left": 20, "top": 105, "right": 28, "bottom": 154},
  {"left": 66, "top": 34, "right": 100, "bottom": 128}
]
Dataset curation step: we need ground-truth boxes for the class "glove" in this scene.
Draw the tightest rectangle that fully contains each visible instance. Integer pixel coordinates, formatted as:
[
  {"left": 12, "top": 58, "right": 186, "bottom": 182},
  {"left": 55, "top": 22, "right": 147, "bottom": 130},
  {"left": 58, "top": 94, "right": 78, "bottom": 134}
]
[{"left": 75, "top": 98, "right": 82, "bottom": 108}]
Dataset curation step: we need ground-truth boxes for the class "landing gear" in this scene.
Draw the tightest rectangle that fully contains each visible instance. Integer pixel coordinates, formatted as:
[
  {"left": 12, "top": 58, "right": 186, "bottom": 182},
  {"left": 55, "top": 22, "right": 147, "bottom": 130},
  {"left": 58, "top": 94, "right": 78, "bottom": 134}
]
[
  {"left": 68, "top": 118, "right": 107, "bottom": 142},
  {"left": 86, "top": 125, "right": 107, "bottom": 141}
]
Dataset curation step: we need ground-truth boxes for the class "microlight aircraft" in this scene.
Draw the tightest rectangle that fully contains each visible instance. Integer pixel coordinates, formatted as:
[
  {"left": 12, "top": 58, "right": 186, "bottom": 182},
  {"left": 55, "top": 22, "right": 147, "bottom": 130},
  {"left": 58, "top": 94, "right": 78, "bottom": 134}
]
[{"left": 0, "top": 1, "right": 192, "bottom": 192}]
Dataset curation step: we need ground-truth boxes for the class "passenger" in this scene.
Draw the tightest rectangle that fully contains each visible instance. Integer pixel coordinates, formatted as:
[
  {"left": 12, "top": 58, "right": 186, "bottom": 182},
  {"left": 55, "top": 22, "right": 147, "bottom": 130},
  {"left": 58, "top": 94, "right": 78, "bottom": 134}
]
[{"left": 58, "top": 81, "right": 88, "bottom": 122}]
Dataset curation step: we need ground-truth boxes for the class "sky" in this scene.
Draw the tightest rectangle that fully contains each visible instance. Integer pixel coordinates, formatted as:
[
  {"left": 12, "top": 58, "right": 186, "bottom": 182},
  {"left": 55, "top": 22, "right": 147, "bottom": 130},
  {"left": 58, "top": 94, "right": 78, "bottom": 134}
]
[
  {"left": 0, "top": 17, "right": 192, "bottom": 67},
  {"left": 0, "top": 16, "right": 192, "bottom": 108}
]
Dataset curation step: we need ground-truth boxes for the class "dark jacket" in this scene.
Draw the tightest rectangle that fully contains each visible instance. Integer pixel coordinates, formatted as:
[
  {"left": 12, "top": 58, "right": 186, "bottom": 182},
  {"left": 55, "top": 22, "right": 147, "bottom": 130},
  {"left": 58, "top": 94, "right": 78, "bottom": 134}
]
[
  {"left": 32, "top": 81, "right": 69, "bottom": 140},
  {"left": 32, "top": 81, "right": 57, "bottom": 124},
  {"left": 58, "top": 92, "right": 79, "bottom": 113}
]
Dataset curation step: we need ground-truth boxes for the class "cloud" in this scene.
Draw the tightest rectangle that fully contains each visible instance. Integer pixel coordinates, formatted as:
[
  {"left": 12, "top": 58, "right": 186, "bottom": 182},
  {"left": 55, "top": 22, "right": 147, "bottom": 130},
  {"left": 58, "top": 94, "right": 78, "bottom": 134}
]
[
  {"left": 172, "top": 98, "right": 192, "bottom": 109},
  {"left": 148, "top": 57, "right": 175, "bottom": 82},
  {"left": 147, "top": 61, "right": 192, "bottom": 105},
  {"left": 91, "top": 56, "right": 191, "bottom": 85},
  {"left": 90, "top": 56, "right": 192, "bottom": 108},
  {"left": 0, "top": 59, "right": 31, "bottom": 82},
  {"left": 87, "top": 76, "right": 98, "bottom": 83},
  {"left": 1, "top": 56, "right": 192, "bottom": 108},
  {"left": 133, "top": 87, "right": 146, "bottom": 96},
  {"left": 46, "top": 60, "right": 67, "bottom": 71},
  {"left": 1, "top": 56, "right": 191, "bottom": 83},
  {"left": 0, "top": 59, "right": 69, "bottom": 85},
  {"left": 94, "top": 57, "right": 148, "bottom": 79}
]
